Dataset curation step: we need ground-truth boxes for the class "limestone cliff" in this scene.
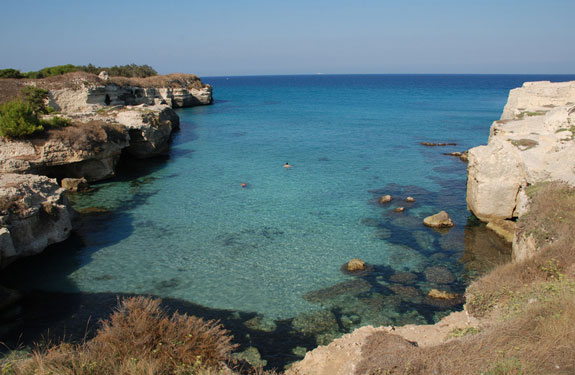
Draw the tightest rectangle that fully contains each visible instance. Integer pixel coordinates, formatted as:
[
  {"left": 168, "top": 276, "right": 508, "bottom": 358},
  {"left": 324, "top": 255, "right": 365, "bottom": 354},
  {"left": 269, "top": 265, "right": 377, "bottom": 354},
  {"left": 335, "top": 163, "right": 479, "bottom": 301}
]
[
  {"left": 0, "top": 174, "right": 75, "bottom": 268},
  {"left": 467, "top": 81, "right": 575, "bottom": 222},
  {"left": 0, "top": 72, "right": 210, "bottom": 181}
]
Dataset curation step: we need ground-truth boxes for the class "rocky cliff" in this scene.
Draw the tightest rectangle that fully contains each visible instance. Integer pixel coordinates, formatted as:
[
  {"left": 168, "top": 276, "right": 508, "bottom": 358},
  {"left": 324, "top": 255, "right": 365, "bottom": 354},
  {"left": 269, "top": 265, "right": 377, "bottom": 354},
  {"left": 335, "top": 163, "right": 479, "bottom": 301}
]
[
  {"left": 0, "top": 71, "right": 210, "bottom": 263},
  {"left": 467, "top": 81, "right": 575, "bottom": 223},
  {"left": 0, "top": 72, "right": 210, "bottom": 181},
  {"left": 0, "top": 174, "right": 75, "bottom": 269}
]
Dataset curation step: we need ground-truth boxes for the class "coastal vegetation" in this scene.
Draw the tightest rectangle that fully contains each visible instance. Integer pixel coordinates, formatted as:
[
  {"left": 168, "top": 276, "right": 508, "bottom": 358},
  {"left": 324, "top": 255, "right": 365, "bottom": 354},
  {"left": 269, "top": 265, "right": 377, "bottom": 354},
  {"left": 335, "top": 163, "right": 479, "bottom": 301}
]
[
  {"left": 0, "top": 64, "right": 157, "bottom": 79},
  {"left": 0, "top": 297, "right": 239, "bottom": 375},
  {"left": 0, "top": 86, "right": 70, "bottom": 139},
  {"left": 0, "top": 64, "right": 157, "bottom": 80}
]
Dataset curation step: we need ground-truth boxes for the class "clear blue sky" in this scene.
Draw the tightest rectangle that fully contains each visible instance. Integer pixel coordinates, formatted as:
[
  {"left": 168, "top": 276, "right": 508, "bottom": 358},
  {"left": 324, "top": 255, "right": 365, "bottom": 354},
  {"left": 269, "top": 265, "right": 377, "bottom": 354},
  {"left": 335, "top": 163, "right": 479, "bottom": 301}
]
[{"left": 1, "top": 0, "right": 574, "bottom": 76}]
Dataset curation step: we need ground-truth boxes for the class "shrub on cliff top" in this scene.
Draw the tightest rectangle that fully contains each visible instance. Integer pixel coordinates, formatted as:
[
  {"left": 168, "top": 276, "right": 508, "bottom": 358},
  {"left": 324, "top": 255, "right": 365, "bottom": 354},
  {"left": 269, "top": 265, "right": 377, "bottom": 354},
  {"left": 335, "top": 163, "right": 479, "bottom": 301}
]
[{"left": 0, "top": 100, "right": 44, "bottom": 138}]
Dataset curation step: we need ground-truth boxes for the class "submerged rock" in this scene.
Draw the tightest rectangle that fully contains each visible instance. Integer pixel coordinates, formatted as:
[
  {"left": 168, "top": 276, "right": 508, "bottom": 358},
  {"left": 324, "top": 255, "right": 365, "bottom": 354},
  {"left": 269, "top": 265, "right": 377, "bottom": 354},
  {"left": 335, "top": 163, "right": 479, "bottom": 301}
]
[
  {"left": 421, "top": 142, "right": 457, "bottom": 147},
  {"left": 304, "top": 279, "right": 372, "bottom": 303},
  {"left": 244, "top": 315, "right": 277, "bottom": 333},
  {"left": 393, "top": 207, "right": 405, "bottom": 213},
  {"left": 424, "top": 265, "right": 456, "bottom": 284},
  {"left": 485, "top": 218, "right": 516, "bottom": 245},
  {"left": 292, "top": 309, "right": 339, "bottom": 336},
  {"left": 423, "top": 211, "right": 454, "bottom": 228},
  {"left": 389, "top": 271, "right": 418, "bottom": 284},
  {"left": 405, "top": 196, "right": 416, "bottom": 203},
  {"left": 232, "top": 346, "right": 267, "bottom": 368},
  {"left": 427, "top": 289, "right": 460, "bottom": 300}
]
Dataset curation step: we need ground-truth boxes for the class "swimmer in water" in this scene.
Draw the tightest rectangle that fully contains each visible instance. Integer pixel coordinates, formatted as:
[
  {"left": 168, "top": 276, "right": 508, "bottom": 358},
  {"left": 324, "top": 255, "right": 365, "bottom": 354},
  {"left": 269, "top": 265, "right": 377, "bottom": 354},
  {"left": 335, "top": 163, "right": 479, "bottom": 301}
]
[{"left": 284, "top": 162, "right": 292, "bottom": 168}]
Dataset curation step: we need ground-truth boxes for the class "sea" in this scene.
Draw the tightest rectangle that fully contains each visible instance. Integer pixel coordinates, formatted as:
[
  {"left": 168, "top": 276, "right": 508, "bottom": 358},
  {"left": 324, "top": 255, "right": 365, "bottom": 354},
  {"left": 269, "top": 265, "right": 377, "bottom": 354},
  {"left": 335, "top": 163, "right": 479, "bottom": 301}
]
[{"left": 3, "top": 74, "right": 575, "bottom": 368}]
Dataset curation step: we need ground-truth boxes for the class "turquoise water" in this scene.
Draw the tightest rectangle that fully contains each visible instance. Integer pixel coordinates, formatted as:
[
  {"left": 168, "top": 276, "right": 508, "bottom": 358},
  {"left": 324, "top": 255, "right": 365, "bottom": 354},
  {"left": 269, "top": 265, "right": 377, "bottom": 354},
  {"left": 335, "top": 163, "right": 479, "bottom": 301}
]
[{"left": 6, "top": 75, "right": 575, "bottom": 351}]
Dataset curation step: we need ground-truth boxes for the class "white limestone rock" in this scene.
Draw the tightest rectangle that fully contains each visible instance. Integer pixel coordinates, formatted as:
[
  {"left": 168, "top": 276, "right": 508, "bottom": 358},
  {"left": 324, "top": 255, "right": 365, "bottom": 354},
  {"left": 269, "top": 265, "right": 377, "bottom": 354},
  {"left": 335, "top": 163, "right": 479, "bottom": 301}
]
[
  {"left": 114, "top": 104, "right": 180, "bottom": 158},
  {"left": 0, "top": 174, "right": 75, "bottom": 268},
  {"left": 467, "top": 81, "right": 575, "bottom": 222}
]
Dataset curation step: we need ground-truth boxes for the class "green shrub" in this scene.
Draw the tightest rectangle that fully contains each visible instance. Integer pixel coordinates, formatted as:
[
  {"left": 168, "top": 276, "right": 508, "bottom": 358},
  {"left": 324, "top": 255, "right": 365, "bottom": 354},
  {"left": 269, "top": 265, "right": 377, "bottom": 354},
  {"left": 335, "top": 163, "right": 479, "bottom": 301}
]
[
  {"left": 0, "top": 100, "right": 43, "bottom": 138},
  {"left": 21, "top": 86, "right": 50, "bottom": 114},
  {"left": 0, "top": 69, "right": 24, "bottom": 79},
  {"left": 40, "top": 116, "right": 71, "bottom": 129}
]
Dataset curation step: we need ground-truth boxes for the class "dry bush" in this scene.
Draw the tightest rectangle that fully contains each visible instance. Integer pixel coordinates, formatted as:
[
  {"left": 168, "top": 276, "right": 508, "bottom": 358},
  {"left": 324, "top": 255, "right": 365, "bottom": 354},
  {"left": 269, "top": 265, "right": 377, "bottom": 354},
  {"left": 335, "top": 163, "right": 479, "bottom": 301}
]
[
  {"left": 466, "top": 181, "right": 575, "bottom": 317},
  {"left": 356, "top": 286, "right": 575, "bottom": 375},
  {"left": 2, "top": 297, "right": 236, "bottom": 375},
  {"left": 33, "top": 121, "right": 128, "bottom": 152}
]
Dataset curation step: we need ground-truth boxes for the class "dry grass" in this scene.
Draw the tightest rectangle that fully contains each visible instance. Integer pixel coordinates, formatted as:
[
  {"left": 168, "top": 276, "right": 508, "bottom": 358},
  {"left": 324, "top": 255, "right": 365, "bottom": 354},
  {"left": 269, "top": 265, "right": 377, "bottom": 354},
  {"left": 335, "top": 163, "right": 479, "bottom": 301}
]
[
  {"left": 354, "top": 181, "right": 575, "bottom": 375},
  {"left": 1, "top": 297, "right": 237, "bottom": 375},
  {"left": 28, "top": 120, "right": 128, "bottom": 152}
]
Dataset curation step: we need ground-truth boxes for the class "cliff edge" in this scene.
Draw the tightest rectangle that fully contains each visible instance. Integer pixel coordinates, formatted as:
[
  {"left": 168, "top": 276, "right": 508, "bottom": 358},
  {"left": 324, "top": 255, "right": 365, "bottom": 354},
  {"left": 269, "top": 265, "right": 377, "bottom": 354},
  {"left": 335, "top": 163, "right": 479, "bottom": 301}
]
[{"left": 467, "top": 81, "right": 575, "bottom": 222}]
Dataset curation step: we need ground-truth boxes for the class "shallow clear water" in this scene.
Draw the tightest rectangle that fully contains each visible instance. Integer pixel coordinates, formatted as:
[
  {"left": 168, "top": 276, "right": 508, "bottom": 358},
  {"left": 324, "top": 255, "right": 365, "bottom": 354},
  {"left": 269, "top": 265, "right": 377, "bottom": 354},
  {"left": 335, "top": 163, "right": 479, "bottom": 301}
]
[{"left": 6, "top": 75, "right": 575, "bottom": 346}]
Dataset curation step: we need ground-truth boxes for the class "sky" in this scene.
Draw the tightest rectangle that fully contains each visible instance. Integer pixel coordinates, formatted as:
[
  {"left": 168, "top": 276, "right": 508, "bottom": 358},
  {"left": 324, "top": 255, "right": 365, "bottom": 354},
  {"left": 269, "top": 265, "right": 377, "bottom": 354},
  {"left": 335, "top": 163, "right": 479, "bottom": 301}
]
[{"left": 1, "top": 0, "right": 574, "bottom": 77}]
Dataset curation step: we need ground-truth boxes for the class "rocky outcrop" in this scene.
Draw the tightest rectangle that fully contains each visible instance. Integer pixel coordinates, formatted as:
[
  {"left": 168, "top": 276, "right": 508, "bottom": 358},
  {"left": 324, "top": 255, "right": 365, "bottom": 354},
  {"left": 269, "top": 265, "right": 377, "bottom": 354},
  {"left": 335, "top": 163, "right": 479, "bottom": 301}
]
[
  {"left": 467, "top": 81, "right": 575, "bottom": 222},
  {"left": 0, "top": 174, "right": 75, "bottom": 268},
  {"left": 0, "top": 72, "right": 211, "bottom": 182},
  {"left": 0, "top": 122, "right": 129, "bottom": 181},
  {"left": 287, "top": 311, "right": 479, "bottom": 375},
  {"left": 45, "top": 72, "right": 212, "bottom": 113},
  {"left": 113, "top": 105, "right": 179, "bottom": 158}
]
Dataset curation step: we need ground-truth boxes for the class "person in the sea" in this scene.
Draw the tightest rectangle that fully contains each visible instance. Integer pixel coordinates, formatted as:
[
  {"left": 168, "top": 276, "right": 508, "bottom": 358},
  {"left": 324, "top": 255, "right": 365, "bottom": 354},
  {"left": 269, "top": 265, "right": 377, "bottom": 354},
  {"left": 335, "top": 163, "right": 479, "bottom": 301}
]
[{"left": 284, "top": 162, "right": 293, "bottom": 168}]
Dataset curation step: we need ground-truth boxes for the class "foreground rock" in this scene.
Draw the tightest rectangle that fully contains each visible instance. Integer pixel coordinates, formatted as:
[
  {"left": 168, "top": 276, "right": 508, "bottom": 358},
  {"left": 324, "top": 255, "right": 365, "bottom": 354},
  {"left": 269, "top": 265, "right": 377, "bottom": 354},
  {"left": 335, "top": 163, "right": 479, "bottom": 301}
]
[
  {"left": 0, "top": 174, "right": 75, "bottom": 268},
  {"left": 287, "top": 311, "right": 479, "bottom": 375},
  {"left": 423, "top": 210, "right": 454, "bottom": 228},
  {"left": 467, "top": 81, "right": 575, "bottom": 222}
]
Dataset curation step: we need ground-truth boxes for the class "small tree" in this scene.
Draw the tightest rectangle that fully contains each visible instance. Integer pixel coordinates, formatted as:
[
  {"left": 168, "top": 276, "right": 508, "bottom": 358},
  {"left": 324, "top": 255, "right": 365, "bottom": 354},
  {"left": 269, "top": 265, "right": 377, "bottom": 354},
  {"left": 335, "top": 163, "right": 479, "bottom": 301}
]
[
  {"left": 0, "top": 100, "right": 44, "bottom": 138},
  {"left": 21, "top": 86, "right": 51, "bottom": 114}
]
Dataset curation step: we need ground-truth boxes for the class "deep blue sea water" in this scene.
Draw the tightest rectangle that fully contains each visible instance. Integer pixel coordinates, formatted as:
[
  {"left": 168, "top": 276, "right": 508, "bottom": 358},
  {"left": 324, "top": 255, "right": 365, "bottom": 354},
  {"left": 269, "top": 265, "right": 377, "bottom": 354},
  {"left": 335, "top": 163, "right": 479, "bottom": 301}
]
[{"left": 5, "top": 74, "right": 575, "bottom": 362}]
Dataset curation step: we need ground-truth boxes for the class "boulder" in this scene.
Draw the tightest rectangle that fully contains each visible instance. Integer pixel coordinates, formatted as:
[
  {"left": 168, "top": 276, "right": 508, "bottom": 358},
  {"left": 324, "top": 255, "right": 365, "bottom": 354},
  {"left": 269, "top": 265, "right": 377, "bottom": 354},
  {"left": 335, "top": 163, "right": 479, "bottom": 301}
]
[
  {"left": 61, "top": 177, "right": 90, "bottom": 192},
  {"left": 346, "top": 258, "right": 366, "bottom": 272},
  {"left": 405, "top": 196, "right": 415, "bottom": 203},
  {"left": 378, "top": 195, "right": 392, "bottom": 204},
  {"left": 393, "top": 207, "right": 405, "bottom": 213},
  {"left": 0, "top": 174, "right": 75, "bottom": 268},
  {"left": 423, "top": 211, "right": 454, "bottom": 228}
]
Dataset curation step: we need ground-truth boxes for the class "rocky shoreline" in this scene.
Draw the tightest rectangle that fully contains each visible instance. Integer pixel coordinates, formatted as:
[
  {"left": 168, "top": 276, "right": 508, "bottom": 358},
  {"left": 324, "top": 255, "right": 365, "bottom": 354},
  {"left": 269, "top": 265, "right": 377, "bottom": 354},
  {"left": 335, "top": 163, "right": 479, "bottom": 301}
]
[
  {"left": 285, "top": 81, "right": 575, "bottom": 374},
  {"left": 0, "top": 71, "right": 212, "bottom": 267}
]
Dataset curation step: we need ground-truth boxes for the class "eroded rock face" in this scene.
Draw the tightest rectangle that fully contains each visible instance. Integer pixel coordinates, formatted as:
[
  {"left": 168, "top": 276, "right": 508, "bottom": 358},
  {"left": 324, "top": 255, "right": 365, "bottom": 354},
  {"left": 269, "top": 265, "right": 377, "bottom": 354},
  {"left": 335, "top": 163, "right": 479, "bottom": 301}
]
[
  {"left": 467, "top": 81, "right": 575, "bottom": 222},
  {"left": 115, "top": 105, "right": 180, "bottom": 158},
  {"left": 0, "top": 122, "right": 129, "bottom": 182},
  {"left": 0, "top": 174, "right": 75, "bottom": 268}
]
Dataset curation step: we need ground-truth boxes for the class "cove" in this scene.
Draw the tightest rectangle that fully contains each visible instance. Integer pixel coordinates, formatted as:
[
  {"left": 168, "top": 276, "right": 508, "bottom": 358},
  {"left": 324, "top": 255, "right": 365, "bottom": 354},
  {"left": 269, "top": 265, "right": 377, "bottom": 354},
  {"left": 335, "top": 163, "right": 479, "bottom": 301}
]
[{"left": 4, "top": 74, "right": 575, "bottom": 369}]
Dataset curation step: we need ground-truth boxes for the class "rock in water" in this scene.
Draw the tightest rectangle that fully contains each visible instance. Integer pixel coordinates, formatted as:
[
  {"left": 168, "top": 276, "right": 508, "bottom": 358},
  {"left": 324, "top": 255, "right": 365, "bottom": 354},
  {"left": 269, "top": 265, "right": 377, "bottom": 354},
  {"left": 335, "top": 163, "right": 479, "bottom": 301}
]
[
  {"left": 61, "top": 177, "right": 90, "bottom": 192},
  {"left": 379, "top": 195, "right": 392, "bottom": 204},
  {"left": 427, "top": 289, "right": 459, "bottom": 300},
  {"left": 393, "top": 207, "right": 405, "bottom": 213},
  {"left": 405, "top": 196, "right": 415, "bottom": 202},
  {"left": 346, "top": 258, "right": 367, "bottom": 272},
  {"left": 423, "top": 211, "right": 454, "bottom": 228}
]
